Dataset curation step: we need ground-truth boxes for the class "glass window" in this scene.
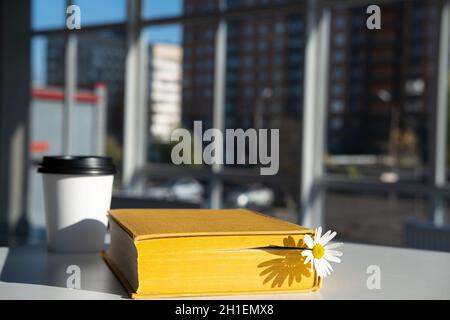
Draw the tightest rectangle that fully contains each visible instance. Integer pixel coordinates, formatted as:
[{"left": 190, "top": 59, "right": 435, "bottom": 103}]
[
  {"left": 223, "top": 6, "right": 306, "bottom": 215},
  {"left": 32, "top": 0, "right": 65, "bottom": 30},
  {"left": 331, "top": 100, "right": 344, "bottom": 113},
  {"left": 139, "top": 21, "right": 218, "bottom": 206},
  {"left": 144, "top": 22, "right": 215, "bottom": 162},
  {"left": 288, "top": 53, "right": 303, "bottom": 64},
  {"left": 143, "top": 0, "right": 183, "bottom": 19},
  {"left": 226, "top": 0, "right": 297, "bottom": 11},
  {"left": 288, "top": 19, "right": 304, "bottom": 32},
  {"left": 242, "top": 56, "right": 253, "bottom": 68},
  {"left": 272, "top": 71, "right": 283, "bottom": 82},
  {"left": 325, "top": 0, "right": 440, "bottom": 183},
  {"left": 258, "top": 40, "right": 268, "bottom": 51},
  {"left": 243, "top": 41, "right": 254, "bottom": 52},
  {"left": 243, "top": 24, "right": 254, "bottom": 36},
  {"left": 333, "top": 50, "right": 345, "bottom": 63},
  {"left": 29, "top": 35, "right": 66, "bottom": 231},
  {"left": 74, "top": 0, "right": 126, "bottom": 25},
  {"left": 333, "top": 33, "right": 346, "bottom": 46},
  {"left": 242, "top": 72, "right": 254, "bottom": 82},
  {"left": 275, "top": 21, "right": 285, "bottom": 34},
  {"left": 333, "top": 67, "right": 345, "bottom": 80},
  {"left": 259, "top": 24, "right": 269, "bottom": 36},
  {"left": 32, "top": 36, "right": 65, "bottom": 87},
  {"left": 326, "top": 191, "right": 429, "bottom": 246},
  {"left": 333, "top": 15, "right": 346, "bottom": 29},
  {"left": 332, "top": 84, "right": 345, "bottom": 96},
  {"left": 142, "top": 0, "right": 221, "bottom": 17},
  {"left": 75, "top": 31, "right": 127, "bottom": 185},
  {"left": 273, "top": 54, "right": 283, "bottom": 66},
  {"left": 273, "top": 38, "right": 284, "bottom": 50}
]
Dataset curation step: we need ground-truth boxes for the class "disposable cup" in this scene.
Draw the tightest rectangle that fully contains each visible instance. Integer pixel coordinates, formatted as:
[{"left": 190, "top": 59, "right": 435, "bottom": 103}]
[{"left": 38, "top": 156, "right": 116, "bottom": 253}]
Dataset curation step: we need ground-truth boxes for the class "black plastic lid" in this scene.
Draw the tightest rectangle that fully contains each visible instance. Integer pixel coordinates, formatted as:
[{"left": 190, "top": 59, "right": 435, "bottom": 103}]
[{"left": 37, "top": 156, "right": 116, "bottom": 175}]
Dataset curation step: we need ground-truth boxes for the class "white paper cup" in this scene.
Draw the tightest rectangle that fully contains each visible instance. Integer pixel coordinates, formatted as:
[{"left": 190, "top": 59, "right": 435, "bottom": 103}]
[{"left": 38, "top": 156, "right": 116, "bottom": 253}]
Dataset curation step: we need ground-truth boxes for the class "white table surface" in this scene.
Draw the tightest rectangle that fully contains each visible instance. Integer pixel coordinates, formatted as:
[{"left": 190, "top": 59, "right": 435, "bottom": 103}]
[{"left": 0, "top": 242, "right": 449, "bottom": 299}]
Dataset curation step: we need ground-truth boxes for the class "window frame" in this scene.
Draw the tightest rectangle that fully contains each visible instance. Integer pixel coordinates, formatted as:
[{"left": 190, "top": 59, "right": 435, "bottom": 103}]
[{"left": 30, "top": 0, "right": 450, "bottom": 229}]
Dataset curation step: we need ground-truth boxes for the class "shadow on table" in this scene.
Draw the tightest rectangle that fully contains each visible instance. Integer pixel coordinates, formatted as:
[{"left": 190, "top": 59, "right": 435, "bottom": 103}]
[
  {"left": 257, "top": 236, "right": 312, "bottom": 288},
  {"left": 0, "top": 243, "right": 127, "bottom": 298}
]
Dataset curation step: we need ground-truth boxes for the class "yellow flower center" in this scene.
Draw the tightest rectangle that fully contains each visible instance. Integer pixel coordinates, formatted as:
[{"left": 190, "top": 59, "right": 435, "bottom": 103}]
[{"left": 312, "top": 244, "right": 325, "bottom": 259}]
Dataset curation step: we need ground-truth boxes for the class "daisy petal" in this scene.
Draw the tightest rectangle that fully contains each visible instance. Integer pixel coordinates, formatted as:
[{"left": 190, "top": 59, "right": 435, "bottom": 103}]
[
  {"left": 314, "top": 227, "right": 322, "bottom": 243},
  {"left": 320, "top": 231, "right": 337, "bottom": 246},
  {"left": 304, "top": 254, "right": 312, "bottom": 265},
  {"left": 323, "top": 259, "right": 333, "bottom": 274},
  {"left": 319, "top": 230, "right": 332, "bottom": 245},
  {"left": 314, "top": 259, "right": 325, "bottom": 277},
  {"left": 301, "top": 250, "right": 312, "bottom": 257},
  {"left": 324, "top": 252, "right": 341, "bottom": 263},
  {"left": 304, "top": 235, "right": 314, "bottom": 249},
  {"left": 325, "top": 242, "right": 343, "bottom": 250},
  {"left": 323, "top": 259, "right": 331, "bottom": 277},
  {"left": 325, "top": 249, "right": 343, "bottom": 257}
]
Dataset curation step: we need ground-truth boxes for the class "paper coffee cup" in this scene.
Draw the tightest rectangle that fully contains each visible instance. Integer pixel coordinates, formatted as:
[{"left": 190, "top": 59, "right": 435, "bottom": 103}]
[{"left": 38, "top": 156, "right": 116, "bottom": 253}]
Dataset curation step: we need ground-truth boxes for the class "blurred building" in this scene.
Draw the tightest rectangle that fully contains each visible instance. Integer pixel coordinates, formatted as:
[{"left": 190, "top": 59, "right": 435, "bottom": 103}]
[
  {"left": 47, "top": 31, "right": 125, "bottom": 100},
  {"left": 47, "top": 33, "right": 184, "bottom": 156},
  {"left": 328, "top": 1, "right": 440, "bottom": 166},
  {"left": 181, "top": 20, "right": 216, "bottom": 130},
  {"left": 148, "top": 43, "right": 182, "bottom": 143},
  {"left": 181, "top": 0, "right": 305, "bottom": 175},
  {"left": 182, "top": 0, "right": 439, "bottom": 178},
  {"left": 46, "top": 31, "right": 126, "bottom": 145}
]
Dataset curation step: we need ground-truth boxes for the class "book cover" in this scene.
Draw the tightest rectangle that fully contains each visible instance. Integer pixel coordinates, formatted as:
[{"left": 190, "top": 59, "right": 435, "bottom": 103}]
[{"left": 103, "top": 209, "right": 323, "bottom": 298}]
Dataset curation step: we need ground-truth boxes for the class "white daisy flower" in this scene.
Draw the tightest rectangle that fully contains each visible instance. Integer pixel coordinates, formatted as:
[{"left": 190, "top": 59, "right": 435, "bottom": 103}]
[{"left": 301, "top": 227, "right": 343, "bottom": 278}]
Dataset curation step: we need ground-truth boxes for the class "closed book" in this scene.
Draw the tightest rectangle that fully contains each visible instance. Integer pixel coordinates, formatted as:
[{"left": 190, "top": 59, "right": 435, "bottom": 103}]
[{"left": 103, "top": 208, "right": 322, "bottom": 298}]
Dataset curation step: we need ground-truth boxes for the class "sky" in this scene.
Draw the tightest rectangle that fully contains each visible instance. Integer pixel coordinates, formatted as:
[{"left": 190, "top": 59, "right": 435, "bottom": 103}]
[
  {"left": 32, "top": 0, "right": 182, "bottom": 29},
  {"left": 32, "top": 0, "right": 182, "bottom": 85}
]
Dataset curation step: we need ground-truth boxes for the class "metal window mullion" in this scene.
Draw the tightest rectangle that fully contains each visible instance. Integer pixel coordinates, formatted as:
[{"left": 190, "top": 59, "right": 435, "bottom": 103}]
[
  {"left": 123, "top": 0, "right": 144, "bottom": 188},
  {"left": 301, "top": 0, "right": 330, "bottom": 228},
  {"left": 432, "top": 0, "right": 450, "bottom": 226},
  {"left": 136, "top": 31, "right": 148, "bottom": 177},
  {"left": 313, "top": 5, "right": 331, "bottom": 228},
  {"left": 210, "top": 2, "right": 227, "bottom": 209},
  {"left": 63, "top": 33, "right": 77, "bottom": 155},
  {"left": 32, "top": 22, "right": 127, "bottom": 37},
  {"left": 95, "top": 84, "right": 107, "bottom": 155}
]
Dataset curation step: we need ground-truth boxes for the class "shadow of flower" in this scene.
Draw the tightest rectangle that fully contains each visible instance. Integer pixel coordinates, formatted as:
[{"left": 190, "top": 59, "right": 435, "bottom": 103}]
[{"left": 257, "top": 236, "right": 311, "bottom": 288}]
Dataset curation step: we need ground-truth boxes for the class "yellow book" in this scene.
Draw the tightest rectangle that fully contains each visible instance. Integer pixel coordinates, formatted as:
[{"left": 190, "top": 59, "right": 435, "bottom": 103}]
[{"left": 103, "top": 208, "right": 322, "bottom": 298}]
